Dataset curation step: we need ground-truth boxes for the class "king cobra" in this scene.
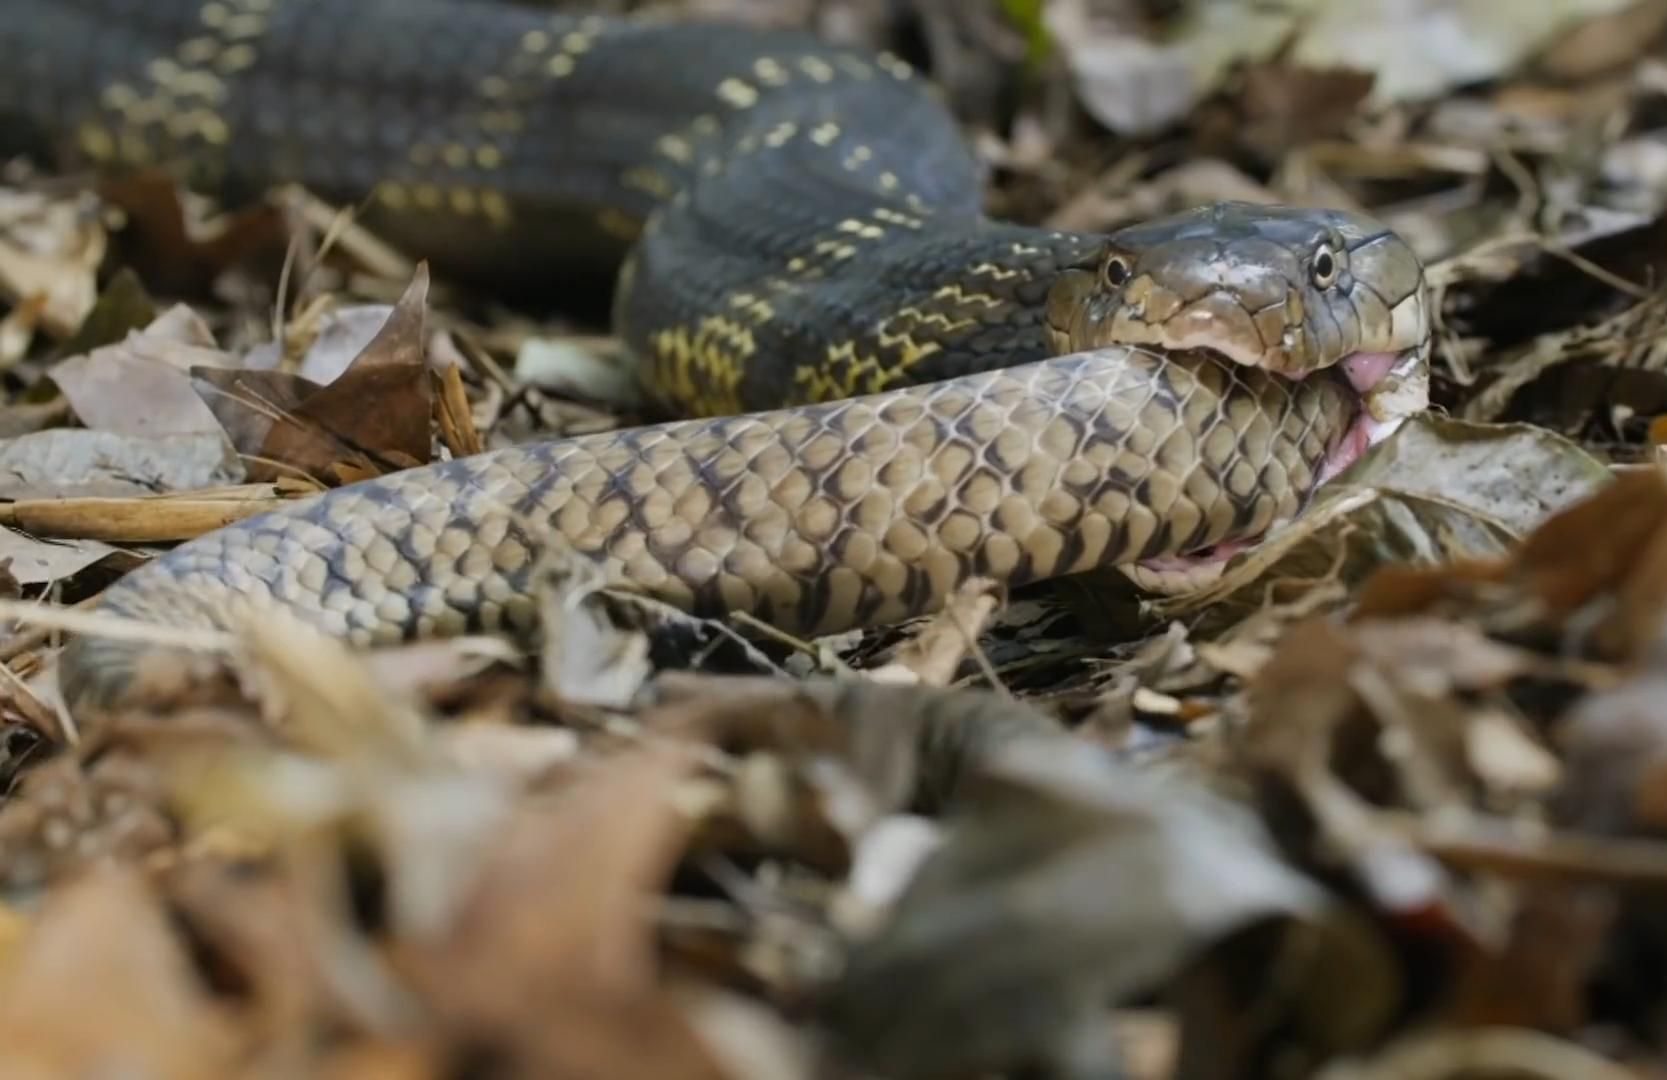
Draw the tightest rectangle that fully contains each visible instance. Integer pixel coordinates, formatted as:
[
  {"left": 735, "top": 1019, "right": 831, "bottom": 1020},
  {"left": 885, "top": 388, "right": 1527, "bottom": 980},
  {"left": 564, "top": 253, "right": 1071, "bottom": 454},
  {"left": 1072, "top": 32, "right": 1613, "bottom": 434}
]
[{"left": 0, "top": 0, "right": 1432, "bottom": 709}]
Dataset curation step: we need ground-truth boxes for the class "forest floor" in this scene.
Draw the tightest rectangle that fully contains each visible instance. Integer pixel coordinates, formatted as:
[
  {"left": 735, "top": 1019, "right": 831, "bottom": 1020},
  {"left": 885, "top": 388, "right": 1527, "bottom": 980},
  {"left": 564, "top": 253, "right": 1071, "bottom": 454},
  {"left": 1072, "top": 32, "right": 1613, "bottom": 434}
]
[{"left": 1, "top": 1, "right": 1667, "bottom": 1077}]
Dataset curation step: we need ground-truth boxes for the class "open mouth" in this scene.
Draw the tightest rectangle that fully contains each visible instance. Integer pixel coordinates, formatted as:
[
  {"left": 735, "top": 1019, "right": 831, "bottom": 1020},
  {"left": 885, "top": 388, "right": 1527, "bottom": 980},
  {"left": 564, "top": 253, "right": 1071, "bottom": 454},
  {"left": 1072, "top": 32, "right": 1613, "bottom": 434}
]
[{"left": 1125, "top": 347, "right": 1417, "bottom": 593}]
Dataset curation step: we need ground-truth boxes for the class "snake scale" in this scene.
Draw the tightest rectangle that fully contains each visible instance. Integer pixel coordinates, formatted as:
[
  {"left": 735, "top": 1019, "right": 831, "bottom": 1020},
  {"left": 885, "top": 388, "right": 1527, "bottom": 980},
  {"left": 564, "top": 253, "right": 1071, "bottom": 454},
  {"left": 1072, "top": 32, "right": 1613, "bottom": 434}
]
[{"left": 0, "top": 0, "right": 1433, "bottom": 709}]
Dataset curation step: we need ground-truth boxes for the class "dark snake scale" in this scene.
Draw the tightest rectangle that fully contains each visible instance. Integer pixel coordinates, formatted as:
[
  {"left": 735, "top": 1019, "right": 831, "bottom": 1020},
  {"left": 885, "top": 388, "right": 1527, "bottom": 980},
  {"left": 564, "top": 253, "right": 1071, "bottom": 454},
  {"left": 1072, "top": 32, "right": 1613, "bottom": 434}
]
[{"left": 0, "top": 0, "right": 1434, "bottom": 708}]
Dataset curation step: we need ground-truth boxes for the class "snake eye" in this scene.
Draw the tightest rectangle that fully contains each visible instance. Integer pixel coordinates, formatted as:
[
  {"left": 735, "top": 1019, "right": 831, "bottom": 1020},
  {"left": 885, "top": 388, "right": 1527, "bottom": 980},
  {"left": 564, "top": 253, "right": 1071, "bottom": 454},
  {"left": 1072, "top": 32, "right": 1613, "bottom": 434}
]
[
  {"left": 1102, "top": 255, "right": 1130, "bottom": 288},
  {"left": 1311, "top": 244, "right": 1340, "bottom": 288}
]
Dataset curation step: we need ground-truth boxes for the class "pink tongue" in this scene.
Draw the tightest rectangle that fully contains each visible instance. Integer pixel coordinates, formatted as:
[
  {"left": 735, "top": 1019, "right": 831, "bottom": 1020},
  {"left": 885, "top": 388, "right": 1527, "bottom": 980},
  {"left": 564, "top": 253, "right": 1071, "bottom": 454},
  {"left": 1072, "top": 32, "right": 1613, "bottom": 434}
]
[{"left": 1341, "top": 351, "right": 1398, "bottom": 393}]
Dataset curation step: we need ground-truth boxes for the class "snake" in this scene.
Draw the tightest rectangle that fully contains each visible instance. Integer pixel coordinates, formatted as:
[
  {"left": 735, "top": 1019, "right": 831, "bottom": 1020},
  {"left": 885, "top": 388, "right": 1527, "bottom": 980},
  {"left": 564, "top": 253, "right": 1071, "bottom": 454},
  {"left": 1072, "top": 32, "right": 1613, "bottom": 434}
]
[{"left": 0, "top": 0, "right": 1433, "bottom": 710}]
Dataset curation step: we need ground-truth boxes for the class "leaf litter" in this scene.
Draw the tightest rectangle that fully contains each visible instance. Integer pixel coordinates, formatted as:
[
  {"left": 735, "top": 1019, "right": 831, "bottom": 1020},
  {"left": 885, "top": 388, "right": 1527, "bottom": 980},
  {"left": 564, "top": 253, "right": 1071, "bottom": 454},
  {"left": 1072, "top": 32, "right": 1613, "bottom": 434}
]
[{"left": 4, "top": 0, "right": 1667, "bottom": 1077}]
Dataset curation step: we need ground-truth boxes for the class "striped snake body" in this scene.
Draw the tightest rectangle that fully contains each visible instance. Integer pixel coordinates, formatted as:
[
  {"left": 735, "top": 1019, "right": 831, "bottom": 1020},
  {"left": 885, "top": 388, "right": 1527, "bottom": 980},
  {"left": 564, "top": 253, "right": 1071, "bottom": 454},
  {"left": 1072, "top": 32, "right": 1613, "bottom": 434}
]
[{"left": 0, "top": 0, "right": 1433, "bottom": 707}]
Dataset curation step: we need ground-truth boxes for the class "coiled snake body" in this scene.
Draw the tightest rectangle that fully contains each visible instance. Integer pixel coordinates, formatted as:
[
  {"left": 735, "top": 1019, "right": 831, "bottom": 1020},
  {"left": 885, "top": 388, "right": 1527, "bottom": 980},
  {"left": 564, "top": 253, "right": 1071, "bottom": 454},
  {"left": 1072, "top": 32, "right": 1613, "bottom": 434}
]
[{"left": 0, "top": 0, "right": 1433, "bottom": 708}]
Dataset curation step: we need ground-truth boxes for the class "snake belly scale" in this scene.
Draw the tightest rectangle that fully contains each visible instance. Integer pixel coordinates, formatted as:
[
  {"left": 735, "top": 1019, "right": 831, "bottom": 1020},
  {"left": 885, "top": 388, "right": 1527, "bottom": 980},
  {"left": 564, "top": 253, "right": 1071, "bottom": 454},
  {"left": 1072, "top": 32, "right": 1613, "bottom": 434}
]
[{"left": 0, "top": 0, "right": 1432, "bottom": 708}]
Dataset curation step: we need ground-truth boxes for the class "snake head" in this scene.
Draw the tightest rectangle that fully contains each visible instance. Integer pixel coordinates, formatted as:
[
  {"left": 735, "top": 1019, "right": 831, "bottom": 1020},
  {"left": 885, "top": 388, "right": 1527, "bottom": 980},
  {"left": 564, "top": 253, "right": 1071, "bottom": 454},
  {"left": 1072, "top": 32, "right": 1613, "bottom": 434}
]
[
  {"left": 1048, "top": 203, "right": 1434, "bottom": 593},
  {"left": 1046, "top": 200, "right": 1430, "bottom": 430}
]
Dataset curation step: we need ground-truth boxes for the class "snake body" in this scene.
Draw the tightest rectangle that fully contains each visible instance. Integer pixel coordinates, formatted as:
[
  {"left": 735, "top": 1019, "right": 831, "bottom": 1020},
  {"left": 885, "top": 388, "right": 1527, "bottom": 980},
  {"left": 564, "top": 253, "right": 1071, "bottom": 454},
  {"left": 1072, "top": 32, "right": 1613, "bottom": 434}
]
[{"left": 0, "top": 0, "right": 1433, "bottom": 708}]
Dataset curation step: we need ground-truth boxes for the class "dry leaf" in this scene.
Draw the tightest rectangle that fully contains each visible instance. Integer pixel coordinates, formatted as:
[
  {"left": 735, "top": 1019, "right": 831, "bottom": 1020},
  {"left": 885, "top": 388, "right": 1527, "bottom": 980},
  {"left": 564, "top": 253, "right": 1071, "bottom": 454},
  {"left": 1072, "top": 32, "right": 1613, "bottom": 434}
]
[
  {"left": 0, "top": 864, "right": 239, "bottom": 1078},
  {"left": 394, "top": 741, "right": 726, "bottom": 1079},
  {"left": 0, "top": 428, "right": 243, "bottom": 499},
  {"left": 0, "top": 528, "right": 136, "bottom": 587},
  {"left": 192, "top": 265, "right": 434, "bottom": 484},
  {"left": 49, "top": 302, "right": 234, "bottom": 437},
  {"left": 1291, "top": 0, "right": 1639, "bottom": 104},
  {"left": 868, "top": 576, "right": 1002, "bottom": 686},
  {"left": 98, "top": 170, "right": 288, "bottom": 293},
  {"left": 0, "top": 187, "right": 104, "bottom": 339}
]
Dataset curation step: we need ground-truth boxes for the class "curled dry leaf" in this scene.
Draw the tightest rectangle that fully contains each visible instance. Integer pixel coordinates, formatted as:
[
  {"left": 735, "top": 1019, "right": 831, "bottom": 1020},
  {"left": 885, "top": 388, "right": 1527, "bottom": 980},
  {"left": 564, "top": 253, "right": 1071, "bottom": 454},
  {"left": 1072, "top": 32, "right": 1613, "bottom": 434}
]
[
  {"left": 0, "top": 483, "right": 306, "bottom": 544},
  {"left": 1354, "top": 465, "right": 1667, "bottom": 665},
  {"left": 192, "top": 264, "right": 434, "bottom": 485},
  {"left": 516, "top": 334, "right": 647, "bottom": 409},
  {"left": 538, "top": 550, "right": 656, "bottom": 711}
]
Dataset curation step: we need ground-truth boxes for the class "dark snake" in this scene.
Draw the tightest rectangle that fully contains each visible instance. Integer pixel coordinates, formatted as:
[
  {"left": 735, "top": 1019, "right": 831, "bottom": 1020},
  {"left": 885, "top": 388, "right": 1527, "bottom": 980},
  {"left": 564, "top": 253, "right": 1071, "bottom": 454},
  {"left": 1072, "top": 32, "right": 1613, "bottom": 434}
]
[{"left": 0, "top": 0, "right": 1433, "bottom": 709}]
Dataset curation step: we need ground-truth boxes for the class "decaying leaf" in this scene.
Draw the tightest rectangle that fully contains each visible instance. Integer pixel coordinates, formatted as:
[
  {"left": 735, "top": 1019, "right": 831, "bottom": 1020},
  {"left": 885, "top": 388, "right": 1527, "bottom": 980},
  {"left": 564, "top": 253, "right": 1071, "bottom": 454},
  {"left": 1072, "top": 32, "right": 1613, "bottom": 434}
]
[
  {"left": 1353, "top": 465, "right": 1667, "bottom": 663},
  {"left": 516, "top": 334, "right": 647, "bottom": 409},
  {"left": 538, "top": 552, "right": 657, "bottom": 712},
  {"left": 0, "top": 428, "right": 244, "bottom": 499},
  {"left": 0, "top": 527, "right": 137, "bottom": 588},
  {"left": 191, "top": 265, "right": 435, "bottom": 485},
  {"left": 1044, "top": 0, "right": 1298, "bottom": 136},
  {"left": 0, "top": 483, "right": 307, "bottom": 544}
]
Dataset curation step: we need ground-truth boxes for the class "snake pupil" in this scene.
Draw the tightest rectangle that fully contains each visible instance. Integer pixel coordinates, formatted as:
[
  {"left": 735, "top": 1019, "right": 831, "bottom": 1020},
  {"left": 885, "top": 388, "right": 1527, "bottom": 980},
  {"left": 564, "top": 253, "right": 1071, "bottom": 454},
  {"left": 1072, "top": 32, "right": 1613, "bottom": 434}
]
[
  {"left": 1103, "top": 257, "right": 1130, "bottom": 288},
  {"left": 1312, "top": 248, "right": 1337, "bottom": 286}
]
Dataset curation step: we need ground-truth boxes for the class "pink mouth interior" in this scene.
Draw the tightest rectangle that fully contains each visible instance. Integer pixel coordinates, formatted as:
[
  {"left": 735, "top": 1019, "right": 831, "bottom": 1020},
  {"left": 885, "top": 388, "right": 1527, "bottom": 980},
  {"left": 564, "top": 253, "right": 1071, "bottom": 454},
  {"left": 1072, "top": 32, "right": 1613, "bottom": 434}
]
[{"left": 1137, "top": 351, "right": 1401, "bottom": 576}]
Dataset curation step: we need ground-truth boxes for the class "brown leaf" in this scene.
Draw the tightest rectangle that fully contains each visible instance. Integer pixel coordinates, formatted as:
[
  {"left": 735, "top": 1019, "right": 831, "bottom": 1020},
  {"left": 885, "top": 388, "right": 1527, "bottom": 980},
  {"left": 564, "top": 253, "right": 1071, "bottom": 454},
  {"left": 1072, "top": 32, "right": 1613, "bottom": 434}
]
[
  {"left": 50, "top": 266, "right": 157, "bottom": 361},
  {"left": 192, "top": 265, "right": 434, "bottom": 485},
  {"left": 295, "top": 304, "right": 401, "bottom": 386},
  {"left": 395, "top": 740, "right": 725, "bottom": 1079},
  {"left": 1353, "top": 467, "right": 1667, "bottom": 663},
  {"left": 98, "top": 169, "right": 289, "bottom": 293},
  {"left": 0, "top": 864, "right": 240, "bottom": 1078},
  {"left": 1234, "top": 63, "right": 1376, "bottom": 158}
]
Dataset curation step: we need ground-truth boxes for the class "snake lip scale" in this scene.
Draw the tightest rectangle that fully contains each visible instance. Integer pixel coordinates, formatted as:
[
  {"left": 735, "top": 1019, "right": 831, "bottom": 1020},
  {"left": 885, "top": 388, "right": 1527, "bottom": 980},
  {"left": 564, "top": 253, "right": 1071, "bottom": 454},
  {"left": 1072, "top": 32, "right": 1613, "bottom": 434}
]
[{"left": 0, "top": 1, "right": 1434, "bottom": 708}]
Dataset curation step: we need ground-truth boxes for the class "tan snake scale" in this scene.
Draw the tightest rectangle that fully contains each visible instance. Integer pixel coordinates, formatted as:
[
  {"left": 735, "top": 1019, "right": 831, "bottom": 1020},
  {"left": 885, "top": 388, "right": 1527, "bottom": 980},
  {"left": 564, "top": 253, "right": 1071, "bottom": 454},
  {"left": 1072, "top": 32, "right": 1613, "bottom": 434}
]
[{"left": 0, "top": 0, "right": 1434, "bottom": 708}]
